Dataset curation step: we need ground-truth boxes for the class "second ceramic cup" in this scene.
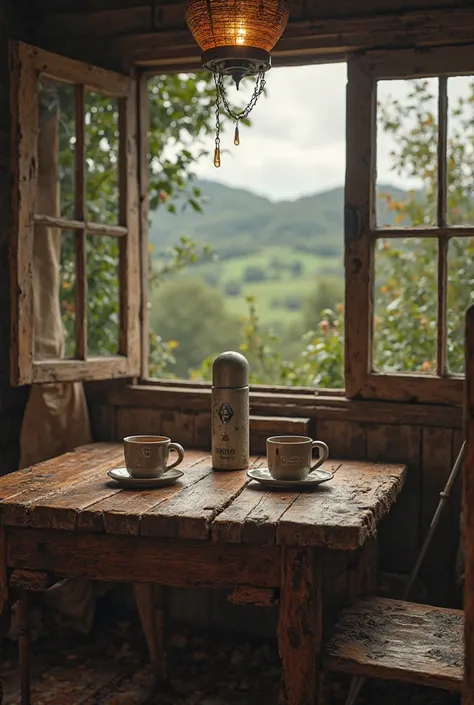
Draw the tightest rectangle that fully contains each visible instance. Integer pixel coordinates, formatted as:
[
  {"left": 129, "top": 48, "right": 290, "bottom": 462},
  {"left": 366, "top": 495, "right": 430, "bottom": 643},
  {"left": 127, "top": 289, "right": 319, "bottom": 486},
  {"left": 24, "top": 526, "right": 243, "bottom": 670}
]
[{"left": 266, "top": 435, "right": 329, "bottom": 481}]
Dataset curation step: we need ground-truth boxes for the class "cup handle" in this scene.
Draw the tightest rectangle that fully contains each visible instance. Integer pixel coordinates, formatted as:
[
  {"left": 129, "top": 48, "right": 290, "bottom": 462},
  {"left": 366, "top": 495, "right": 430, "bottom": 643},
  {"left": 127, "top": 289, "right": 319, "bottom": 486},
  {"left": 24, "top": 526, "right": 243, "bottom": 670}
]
[
  {"left": 310, "top": 441, "right": 329, "bottom": 473},
  {"left": 166, "top": 442, "right": 185, "bottom": 470}
]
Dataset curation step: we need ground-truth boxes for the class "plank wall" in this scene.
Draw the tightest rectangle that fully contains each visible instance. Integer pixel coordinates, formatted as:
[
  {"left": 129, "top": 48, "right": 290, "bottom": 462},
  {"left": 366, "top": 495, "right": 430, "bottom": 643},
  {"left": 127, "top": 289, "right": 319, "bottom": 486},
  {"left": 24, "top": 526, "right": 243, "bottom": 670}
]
[{"left": 22, "top": 0, "right": 474, "bottom": 73}]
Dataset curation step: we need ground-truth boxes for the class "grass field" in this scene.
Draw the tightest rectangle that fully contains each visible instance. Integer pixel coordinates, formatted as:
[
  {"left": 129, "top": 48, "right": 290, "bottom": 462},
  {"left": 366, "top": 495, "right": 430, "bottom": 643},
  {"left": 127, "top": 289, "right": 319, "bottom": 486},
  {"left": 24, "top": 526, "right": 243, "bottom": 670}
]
[{"left": 190, "top": 246, "right": 343, "bottom": 326}]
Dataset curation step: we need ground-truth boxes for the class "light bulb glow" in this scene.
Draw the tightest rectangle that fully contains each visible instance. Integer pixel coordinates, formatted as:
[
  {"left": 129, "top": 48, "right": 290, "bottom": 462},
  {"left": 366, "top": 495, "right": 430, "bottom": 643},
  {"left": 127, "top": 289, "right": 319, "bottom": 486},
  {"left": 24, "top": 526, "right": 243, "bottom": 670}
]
[{"left": 235, "top": 21, "right": 246, "bottom": 45}]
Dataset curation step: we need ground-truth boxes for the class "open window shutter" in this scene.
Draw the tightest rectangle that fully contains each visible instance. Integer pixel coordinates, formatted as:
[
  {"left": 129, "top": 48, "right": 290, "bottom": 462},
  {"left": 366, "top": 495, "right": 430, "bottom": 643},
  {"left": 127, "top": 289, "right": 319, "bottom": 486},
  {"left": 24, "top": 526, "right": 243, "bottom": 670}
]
[{"left": 10, "top": 41, "right": 141, "bottom": 385}]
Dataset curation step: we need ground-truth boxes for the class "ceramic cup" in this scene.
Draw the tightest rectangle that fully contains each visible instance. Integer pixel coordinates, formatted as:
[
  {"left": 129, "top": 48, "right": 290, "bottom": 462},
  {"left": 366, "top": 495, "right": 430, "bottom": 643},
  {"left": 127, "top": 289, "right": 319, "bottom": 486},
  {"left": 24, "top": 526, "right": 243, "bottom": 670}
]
[
  {"left": 123, "top": 435, "right": 185, "bottom": 479},
  {"left": 266, "top": 435, "right": 329, "bottom": 482}
]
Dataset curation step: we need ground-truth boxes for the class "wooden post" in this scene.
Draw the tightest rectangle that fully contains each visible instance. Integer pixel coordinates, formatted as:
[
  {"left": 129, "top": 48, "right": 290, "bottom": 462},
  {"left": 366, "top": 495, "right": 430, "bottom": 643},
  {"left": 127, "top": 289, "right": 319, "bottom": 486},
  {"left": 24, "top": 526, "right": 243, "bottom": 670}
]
[
  {"left": 137, "top": 71, "right": 150, "bottom": 380},
  {"left": 464, "top": 304, "right": 474, "bottom": 705},
  {"left": 18, "top": 594, "right": 31, "bottom": 705},
  {"left": 343, "top": 56, "right": 375, "bottom": 398},
  {"left": 133, "top": 583, "right": 167, "bottom": 687},
  {"left": 278, "top": 547, "right": 322, "bottom": 705},
  {"left": 74, "top": 83, "right": 87, "bottom": 361}
]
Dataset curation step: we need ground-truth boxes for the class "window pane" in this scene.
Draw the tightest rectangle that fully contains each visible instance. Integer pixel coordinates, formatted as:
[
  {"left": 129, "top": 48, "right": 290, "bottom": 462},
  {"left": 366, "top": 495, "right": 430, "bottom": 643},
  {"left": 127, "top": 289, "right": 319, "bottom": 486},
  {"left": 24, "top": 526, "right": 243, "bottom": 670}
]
[
  {"left": 376, "top": 79, "right": 438, "bottom": 228},
  {"left": 447, "top": 76, "right": 474, "bottom": 226},
  {"left": 32, "top": 228, "right": 75, "bottom": 362},
  {"left": 85, "top": 92, "right": 120, "bottom": 225},
  {"left": 86, "top": 236, "right": 119, "bottom": 356},
  {"left": 38, "top": 78, "right": 75, "bottom": 219},
  {"left": 447, "top": 236, "right": 474, "bottom": 373},
  {"left": 59, "top": 231, "right": 76, "bottom": 358},
  {"left": 146, "top": 66, "right": 346, "bottom": 388},
  {"left": 373, "top": 238, "right": 437, "bottom": 374}
]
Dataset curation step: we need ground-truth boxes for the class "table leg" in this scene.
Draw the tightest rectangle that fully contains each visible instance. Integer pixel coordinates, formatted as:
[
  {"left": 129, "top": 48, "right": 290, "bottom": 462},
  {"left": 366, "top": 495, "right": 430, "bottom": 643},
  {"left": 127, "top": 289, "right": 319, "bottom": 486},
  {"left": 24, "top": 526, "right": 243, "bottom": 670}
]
[
  {"left": 347, "top": 537, "right": 378, "bottom": 600},
  {"left": 134, "top": 583, "right": 167, "bottom": 687},
  {"left": 278, "top": 547, "right": 322, "bottom": 705},
  {"left": 18, "top": 593, "right": 31, "bottom": 705}
]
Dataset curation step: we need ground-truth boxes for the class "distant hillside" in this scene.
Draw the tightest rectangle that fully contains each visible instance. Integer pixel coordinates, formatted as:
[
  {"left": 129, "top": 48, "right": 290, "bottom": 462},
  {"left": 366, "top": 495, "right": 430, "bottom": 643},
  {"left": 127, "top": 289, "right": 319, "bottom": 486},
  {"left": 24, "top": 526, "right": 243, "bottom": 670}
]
[{"left": 149, "top": 180, "right": 411, "bottom": 260}]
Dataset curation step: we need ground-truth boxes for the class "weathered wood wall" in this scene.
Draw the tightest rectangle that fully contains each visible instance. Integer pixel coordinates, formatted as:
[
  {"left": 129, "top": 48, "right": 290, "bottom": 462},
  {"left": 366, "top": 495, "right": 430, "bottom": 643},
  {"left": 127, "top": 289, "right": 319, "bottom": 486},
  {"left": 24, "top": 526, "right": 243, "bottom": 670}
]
[
  {"left": 0, "top": 6, "right": 30, "bottom": 476},
  {"left": 86, "top": 381, "right": 464, "bottom": 609},
  {"left": 24, "top": 0, "right": 474, "bottom": 73}
]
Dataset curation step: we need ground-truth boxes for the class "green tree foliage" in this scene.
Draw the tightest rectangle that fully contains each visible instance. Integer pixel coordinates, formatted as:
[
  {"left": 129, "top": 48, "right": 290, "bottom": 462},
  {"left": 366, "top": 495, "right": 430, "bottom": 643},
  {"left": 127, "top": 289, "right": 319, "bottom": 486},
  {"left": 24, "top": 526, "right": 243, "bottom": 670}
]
[
  {"left": 194, "top": 77, "right": 474, "bottom": 387},
  {"left": 50, "top": 73, "right": 224, "bottom": 364},
  {"left": 193, "top": 297, "right": 344, "bottom": 388},
  {"left": 301, "top": 276, "right": 344, "bottom": 332},
  {"left": 243, "top": 265, "right": 266, "bottom": 283},
  {"left": 225, "top": 280, "right": 242, "bottom": 296},
  {"left": 372, "top": 79, "right": 474, "bottom": 375},
  {"left": 40, "top": 84, "right": 124, "bottom": 356},
  {"left": 146, "top": 75, "right": 223, "bottom": 214},
  {"left": 150, "top": 277, "right": 241, "bottom": 377},
  {"left": 55, "top": 71, "right": 474, "bottom": 387}
]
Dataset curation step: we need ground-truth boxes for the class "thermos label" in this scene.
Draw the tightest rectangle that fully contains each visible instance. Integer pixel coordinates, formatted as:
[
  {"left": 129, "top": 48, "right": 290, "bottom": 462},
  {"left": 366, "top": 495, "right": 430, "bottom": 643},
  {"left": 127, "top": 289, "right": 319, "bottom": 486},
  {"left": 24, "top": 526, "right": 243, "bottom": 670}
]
[
  {"left": 218, "top": 402, "right": 234, "bottom": 424},
  {"left": 215, "top": 447, "right": 236, "bottom": 456}
]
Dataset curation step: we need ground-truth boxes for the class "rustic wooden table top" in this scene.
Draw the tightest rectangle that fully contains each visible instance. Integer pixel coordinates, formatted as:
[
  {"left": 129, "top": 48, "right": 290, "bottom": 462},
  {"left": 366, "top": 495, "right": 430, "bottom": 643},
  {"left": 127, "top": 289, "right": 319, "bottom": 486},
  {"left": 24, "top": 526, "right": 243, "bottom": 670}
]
[{"left": 0, "top": 443, "right": 406, "bottom": 550}]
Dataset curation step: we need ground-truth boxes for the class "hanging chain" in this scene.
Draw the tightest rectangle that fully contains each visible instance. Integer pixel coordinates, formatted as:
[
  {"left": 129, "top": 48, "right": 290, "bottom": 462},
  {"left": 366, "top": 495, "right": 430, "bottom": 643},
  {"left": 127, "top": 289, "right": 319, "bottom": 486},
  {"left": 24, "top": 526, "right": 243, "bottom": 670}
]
[
  {"left": 211, "top": 69, "right": 266, "bottom": 167},
  {"left": 213, "top": 86, "right": 222, "bottom": 167},
  {"left": 214, "top": 70, "right": 266, "bottom": 123}
]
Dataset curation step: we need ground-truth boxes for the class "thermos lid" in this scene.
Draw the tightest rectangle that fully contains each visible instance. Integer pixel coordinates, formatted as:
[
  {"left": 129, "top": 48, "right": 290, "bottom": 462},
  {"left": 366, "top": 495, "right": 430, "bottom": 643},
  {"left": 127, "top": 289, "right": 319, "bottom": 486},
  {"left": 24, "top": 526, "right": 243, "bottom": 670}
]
[{"left": 212, "top": 351, "right": 249, "bottom": 388}]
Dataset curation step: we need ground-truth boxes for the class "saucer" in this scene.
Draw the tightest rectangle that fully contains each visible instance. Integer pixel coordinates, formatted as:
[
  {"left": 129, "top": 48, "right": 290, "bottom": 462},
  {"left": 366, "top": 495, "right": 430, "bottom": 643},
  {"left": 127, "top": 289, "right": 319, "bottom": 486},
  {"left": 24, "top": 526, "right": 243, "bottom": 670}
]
[
  {"left": 107, "top": 467, "right": 184, "bottom": 489},
  {"left": 247, "top": 467, "right": 334, "bottom": 490}
]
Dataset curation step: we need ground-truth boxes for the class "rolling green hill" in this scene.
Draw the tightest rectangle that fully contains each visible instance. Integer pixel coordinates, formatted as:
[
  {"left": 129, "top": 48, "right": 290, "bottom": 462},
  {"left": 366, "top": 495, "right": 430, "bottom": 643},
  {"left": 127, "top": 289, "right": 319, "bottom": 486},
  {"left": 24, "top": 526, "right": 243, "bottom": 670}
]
[
  {"left": 149, "top": 179, "right": 410, "bottom": 261},
  {"left": 148, "top": 179, "right": 416, "bottom": 334}
]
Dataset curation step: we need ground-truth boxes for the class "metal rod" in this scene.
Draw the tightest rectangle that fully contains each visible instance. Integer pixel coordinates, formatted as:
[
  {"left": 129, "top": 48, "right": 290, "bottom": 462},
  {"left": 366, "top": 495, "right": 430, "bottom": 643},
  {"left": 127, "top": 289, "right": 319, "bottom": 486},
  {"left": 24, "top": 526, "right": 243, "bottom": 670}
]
[{"left": 344, "top": 440, "right": 466, "bottom": 705}]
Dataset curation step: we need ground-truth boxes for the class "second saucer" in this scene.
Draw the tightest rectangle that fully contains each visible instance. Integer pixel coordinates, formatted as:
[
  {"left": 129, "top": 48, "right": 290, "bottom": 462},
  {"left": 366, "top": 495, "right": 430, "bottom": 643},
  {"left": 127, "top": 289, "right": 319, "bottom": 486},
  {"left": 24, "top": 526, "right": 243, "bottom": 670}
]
[{"left": 247, "top": 467, "right": 333, "bottom": 490}]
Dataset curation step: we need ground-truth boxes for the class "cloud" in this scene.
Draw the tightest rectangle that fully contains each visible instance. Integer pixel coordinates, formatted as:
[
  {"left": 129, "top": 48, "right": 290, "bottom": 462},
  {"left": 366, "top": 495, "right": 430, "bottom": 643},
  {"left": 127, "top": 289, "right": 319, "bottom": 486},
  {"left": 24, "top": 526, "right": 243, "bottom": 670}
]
[
  {"left": 193, "top": 64, "right": 474, "bottom": 200},
  {"left": 195, "top": 64, "right": 348, "bottom": 199}
]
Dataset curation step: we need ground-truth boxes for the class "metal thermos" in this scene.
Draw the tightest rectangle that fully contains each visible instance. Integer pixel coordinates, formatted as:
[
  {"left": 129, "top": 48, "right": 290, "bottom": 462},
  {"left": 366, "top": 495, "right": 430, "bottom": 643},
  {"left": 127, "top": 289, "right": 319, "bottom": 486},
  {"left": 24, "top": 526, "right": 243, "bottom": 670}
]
[{"left": 211, "top": 351, "right": 249, "bottom": 471}]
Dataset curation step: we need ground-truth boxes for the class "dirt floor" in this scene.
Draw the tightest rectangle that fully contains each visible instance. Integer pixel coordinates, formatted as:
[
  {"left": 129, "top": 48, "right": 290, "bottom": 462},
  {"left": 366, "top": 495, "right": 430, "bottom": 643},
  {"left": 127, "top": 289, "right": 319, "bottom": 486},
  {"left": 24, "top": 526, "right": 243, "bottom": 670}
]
[{"left": 0, "top": 601, "right": 462, "bottom": 705}]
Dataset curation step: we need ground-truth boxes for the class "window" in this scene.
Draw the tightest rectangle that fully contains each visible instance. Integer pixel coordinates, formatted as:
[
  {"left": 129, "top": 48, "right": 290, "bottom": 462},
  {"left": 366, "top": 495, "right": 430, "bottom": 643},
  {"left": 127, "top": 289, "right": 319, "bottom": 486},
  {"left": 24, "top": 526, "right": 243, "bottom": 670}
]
[
  {"left": 10, "top": 40, "right": 473, "bottom": 406},
  {"left": 10, "top": 42, "right": 140, "bottom": 385},
  {"left": 140, "top": 66, "right": 346, "bottom": 390},
  {"left": 345, "top": 47, "right": 474, "bottom": 404}
]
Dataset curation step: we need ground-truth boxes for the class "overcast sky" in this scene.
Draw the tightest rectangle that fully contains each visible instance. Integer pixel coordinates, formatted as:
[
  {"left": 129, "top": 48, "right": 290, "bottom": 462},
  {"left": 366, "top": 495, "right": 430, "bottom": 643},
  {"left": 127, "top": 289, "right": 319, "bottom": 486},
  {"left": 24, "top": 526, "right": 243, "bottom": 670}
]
[{"left": 190, "top": 63, "right": 469, "bottom": 202}]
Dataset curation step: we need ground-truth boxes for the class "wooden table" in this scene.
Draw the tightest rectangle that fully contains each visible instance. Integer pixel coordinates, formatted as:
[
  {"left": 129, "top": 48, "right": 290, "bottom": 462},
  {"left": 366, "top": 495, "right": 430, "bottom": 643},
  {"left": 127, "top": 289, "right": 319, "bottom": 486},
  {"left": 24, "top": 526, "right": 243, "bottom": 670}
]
[{"left": 0, "top": 443, "right": 406, "bottom": 705}]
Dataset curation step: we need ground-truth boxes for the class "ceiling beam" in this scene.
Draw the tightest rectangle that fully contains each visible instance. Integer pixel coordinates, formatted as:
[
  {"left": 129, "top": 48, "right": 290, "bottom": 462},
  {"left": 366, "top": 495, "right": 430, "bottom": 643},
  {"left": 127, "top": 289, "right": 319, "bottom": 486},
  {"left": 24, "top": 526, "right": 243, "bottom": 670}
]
[{"left": 33, "top": 5, "right": 474, "bottom": 73}]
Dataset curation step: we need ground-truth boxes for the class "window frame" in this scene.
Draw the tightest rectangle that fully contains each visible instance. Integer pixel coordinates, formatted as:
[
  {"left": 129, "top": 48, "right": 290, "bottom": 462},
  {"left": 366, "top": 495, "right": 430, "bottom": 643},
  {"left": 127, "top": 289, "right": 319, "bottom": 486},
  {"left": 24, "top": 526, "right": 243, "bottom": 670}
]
[
  {"left": 344, "top": 46, "right": 474, "bottom": 405},
  {"left": 12, "top": 42, "right": 471, "bottom": 405},
  {"left": 136, "top": 68, "right": 352, "bottom": 396},
  {"left": 10, "top": 41, "right": 141, "bottom": 385}
]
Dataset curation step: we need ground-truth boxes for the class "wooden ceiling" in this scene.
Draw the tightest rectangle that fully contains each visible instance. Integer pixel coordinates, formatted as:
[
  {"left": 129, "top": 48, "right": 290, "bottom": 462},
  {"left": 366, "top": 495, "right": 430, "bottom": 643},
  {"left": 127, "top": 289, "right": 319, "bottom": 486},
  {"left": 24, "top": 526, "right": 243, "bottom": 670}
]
[{"left": 15, "top": 0, "right": 474, "bottom": 72}]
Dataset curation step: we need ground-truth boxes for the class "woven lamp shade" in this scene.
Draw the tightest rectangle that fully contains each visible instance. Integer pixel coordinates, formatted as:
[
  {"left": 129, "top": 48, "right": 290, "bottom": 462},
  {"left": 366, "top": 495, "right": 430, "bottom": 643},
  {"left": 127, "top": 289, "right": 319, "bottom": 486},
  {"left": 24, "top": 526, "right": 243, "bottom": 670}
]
[{"left": 185, "top": 0, "right": 289, "bottom": 53}]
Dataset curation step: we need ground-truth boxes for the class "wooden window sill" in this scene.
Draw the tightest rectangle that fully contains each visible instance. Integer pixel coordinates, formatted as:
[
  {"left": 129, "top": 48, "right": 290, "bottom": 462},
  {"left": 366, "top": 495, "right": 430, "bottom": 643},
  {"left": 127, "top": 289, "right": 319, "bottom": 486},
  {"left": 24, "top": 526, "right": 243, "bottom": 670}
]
[{"left": 85, "top": 380, "right": 463, "bottom": 430}]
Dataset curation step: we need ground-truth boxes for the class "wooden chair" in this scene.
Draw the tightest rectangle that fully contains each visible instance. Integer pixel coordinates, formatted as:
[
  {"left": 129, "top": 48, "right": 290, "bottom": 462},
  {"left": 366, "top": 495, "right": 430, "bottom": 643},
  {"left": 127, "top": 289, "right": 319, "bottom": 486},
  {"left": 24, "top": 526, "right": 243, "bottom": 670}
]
[
  {"left": 320, "top": 304, "right": 474, "bottom": 702},
  {"left": 323, "top": 596, "right": 463, "bottom": 693}
]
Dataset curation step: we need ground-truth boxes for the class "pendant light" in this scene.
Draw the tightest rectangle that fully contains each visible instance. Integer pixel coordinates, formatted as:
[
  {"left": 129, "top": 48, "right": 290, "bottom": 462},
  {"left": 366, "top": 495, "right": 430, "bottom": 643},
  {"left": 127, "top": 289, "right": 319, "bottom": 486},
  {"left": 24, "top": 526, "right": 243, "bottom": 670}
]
[{"left": 185, "top": 0, "right": 289, "bottom": 167}]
